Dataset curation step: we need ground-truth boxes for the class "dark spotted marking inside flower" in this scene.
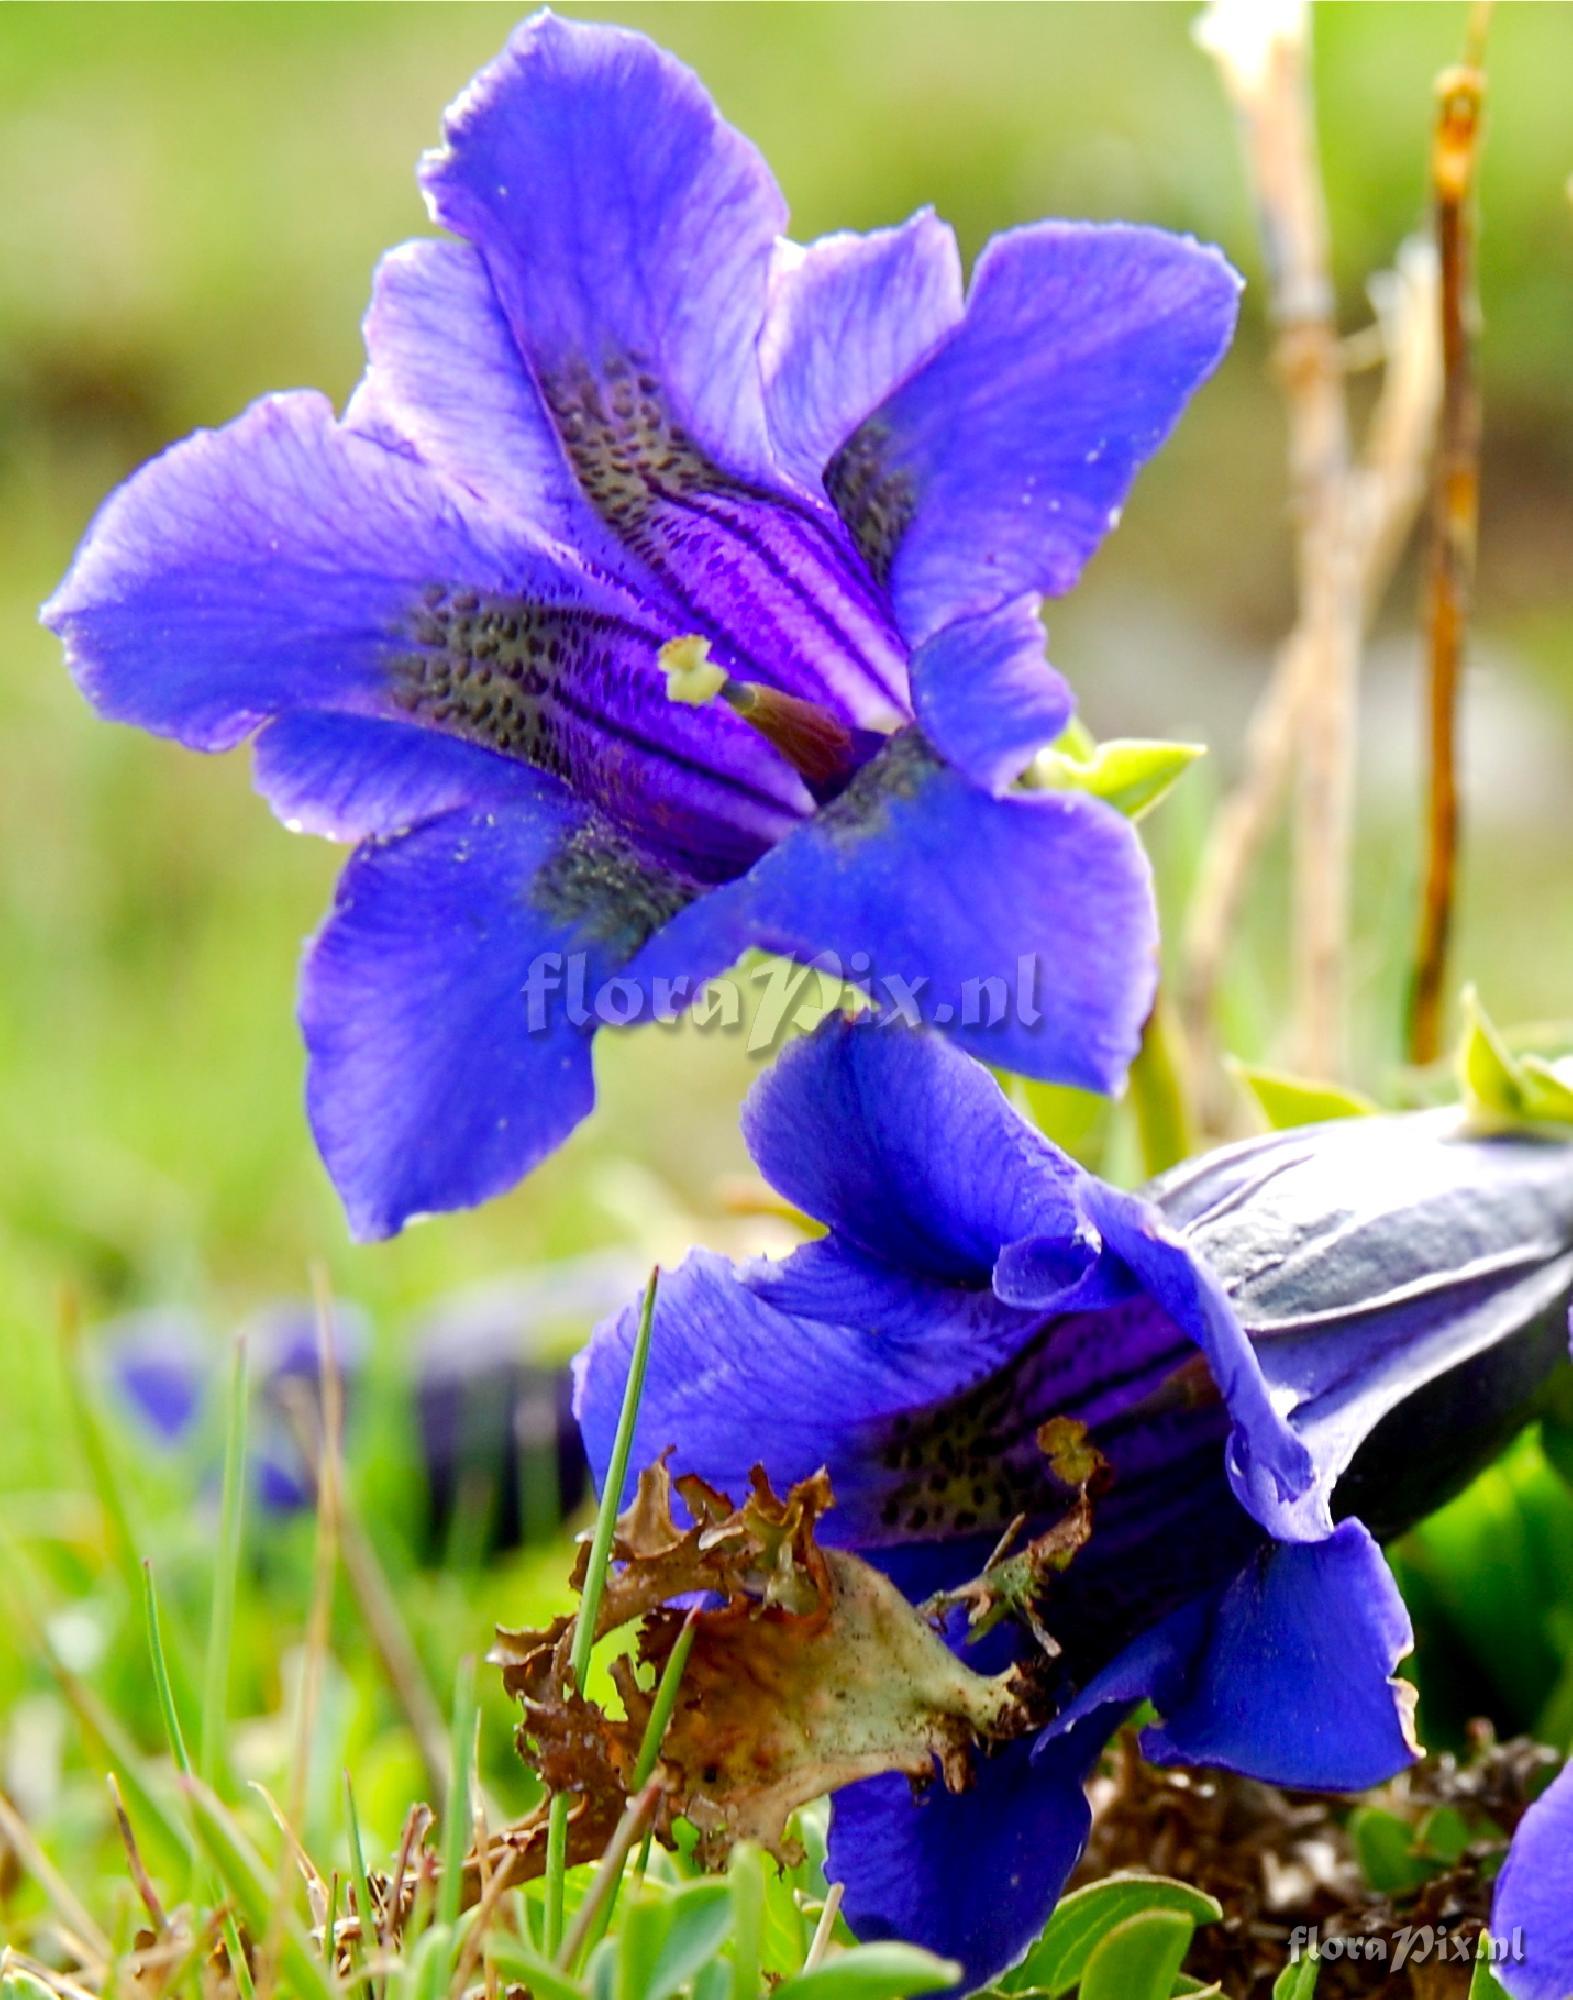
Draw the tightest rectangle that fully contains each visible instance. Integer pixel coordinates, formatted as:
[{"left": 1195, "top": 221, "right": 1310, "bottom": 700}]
[
  {"left": 824, "top": 423, "right": 916, "bottom": 586},
  {"left": 543, "top": 352, "right": 726, "bottom": 529},
  {"left": 870, "top": 1304, "right": 1214, "bottom": 1542},
  {"left": 876, "top": 1363, "right": 1056, "bottom": 1539},
  {"left": 390, "top": 584, "right": 664, "bottom": 778},
  {"left": 531, "top": 814, "right": 695, "bottom": 957}
]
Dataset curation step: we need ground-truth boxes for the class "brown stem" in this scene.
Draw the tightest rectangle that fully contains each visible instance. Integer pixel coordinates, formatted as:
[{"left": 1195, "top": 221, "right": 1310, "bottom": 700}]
[{"left": 1408, "top": 30, "right": 1488, "bottom": 1064}]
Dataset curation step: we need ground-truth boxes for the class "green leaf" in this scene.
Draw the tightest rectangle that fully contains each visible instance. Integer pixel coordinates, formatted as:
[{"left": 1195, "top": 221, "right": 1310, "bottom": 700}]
[
  {"left": 1540, "top": 1373, "right": 1573, "bottom": 1493},
  {"left": 1271, "top": 1955, "right": 1320, "bottom": 2000},
  {"left": 1417, "top": 1804, "right": 1473, "bottom": 1866},
  {"left": 1348, "top": 1805, "right": 1431, "bottom": 1896},
  {"left": 773, "top": 1941, "right": 962, "bottom": 1999},
  {"left": 1004, "top": 1877, "right": 1222, "bottom": 1997},
  {"left": 617, "top": 1880, "right": 734, "bottom": 2000},
  {"left": 1078, "top": 1910, "right": 1195, "bottom": 2000},
  {"left": 1468, "top": 1944, "right": 1515, "bottom": 1999},
  {"left": 486, "top": 1930, "right": 589, "bottom": 2000},
  {"left": 728, "top": 1844, "right": 766, "bottom": 2000},
  {"left": 1029, "top": 737, "right": 1205, "bottom": 821},
  {"left": 1229, "top": 1060, "right": 1378, "bottom": 1129}
]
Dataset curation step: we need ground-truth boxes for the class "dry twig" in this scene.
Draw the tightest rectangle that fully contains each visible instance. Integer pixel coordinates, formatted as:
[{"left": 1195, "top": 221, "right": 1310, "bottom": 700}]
[
  {"left": 1408, "top": 13, "right": 1489, "bottom": 1063},
  {"left": 1184, "top": 0, "right": 1443, "bottom": 1103}
]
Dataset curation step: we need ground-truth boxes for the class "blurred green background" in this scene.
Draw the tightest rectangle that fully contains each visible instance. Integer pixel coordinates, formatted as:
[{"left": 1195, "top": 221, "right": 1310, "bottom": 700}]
[{"left": 2, "top": 0, "right": 1572, "bottom": 1879}]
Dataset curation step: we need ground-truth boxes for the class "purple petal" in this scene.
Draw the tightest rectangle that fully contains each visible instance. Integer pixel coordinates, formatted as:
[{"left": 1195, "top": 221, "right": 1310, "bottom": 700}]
[
  {"left": 828, "top": 224, "right": 1241, "bottom": 644},
  {"left": 739, "top": 735, "right": 1159, "bottom": 1096},
  {"left": 42, "top": 392, "right": 548, "bottom": 752},
  {"left": 102, "top": 1309, "right": 210, "bottom": 1445},
  {"left": 1493, "top": 1761, "right": 1573, "bottom": 2000},
  {"left": 1084, "top": 1178, "right": 1316, "bottom": 1540},
  {"left": 301, "top": 797, "right": 696, "bottom": 1238},
  {"left": 1136, "top": 1519, "right": 1419, "bottom": 1791},
  {"left": 346, "top": 238, "right": 610, "bottom": 557},
  {"left": 418, "top": 15, "right": 910, "bottom": 729},
  {"left": 253, "top": 712, "right": 541, "bottom": 841},
  {"left": 761, "top": 212, "right": 964, "bottom": 490},
  {"left": 1155, "top": 1111, "right": 1573, "bottom": 1530},
  {"left": 909, "top": 593, "right": 1074, "bottom": 795},
  {"left": 827, "top": 1712, "right": 1117, "bottom": 1994},
  {"left": 573, "top": 1246, "right": 1047, "bottom": 1538},
  {"left": 740, "top": 1013, "right": 1086, "bottom": 1281},
  {"left": 420, "top": 11, "right": 784, "bottom": 482}
]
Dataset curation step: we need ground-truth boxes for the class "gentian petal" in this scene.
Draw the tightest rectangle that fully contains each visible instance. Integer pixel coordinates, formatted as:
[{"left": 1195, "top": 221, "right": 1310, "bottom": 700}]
[
  {"left": 1154, "top": 1111, "right": 1573, "bottom": 1527},
  {"left": 1492, "top": 1761, "right": 1573, "bottom": 2000},
  {"left": 253, "top": 712, "right": 539, "bottom": 842},
  {"left": 102, "top": 1310, "right": 210, "bottom": 1445},
  {"left": 44, "top": 389, "right": 814, "bottom": 879},
  {"left": 301, "top": 796, "right": 696, "bottom": 1239},
  {"left": 908, "top": 594, "right": 1074, "bottom": 795},
  {"left": 42, "top": 392, "right": 547, "bottom": 752},
  {"left": 760, "top": 212, "right": 964, "bottom": 490},
  {"left": 420, "top": 11, "right": 784, "bottom": 481},
  {"left": 827, "top": 223, "right": 1241, "bottom": 643},
  {"left": 574, "top": 1246, "right": 1045, "bottom": 1530},
  {"left": 729, "top": 735, "right": 1159, "bottom": 1095},
  {"left": 826, "top": 1712, "right": 1118, "bottom": 1995},
  {"left": 739, "top": 1012, "right": 1085, "bottom": 1282},
  {"left": 1080, "top": 1178, "right": 1317, "bottom": 1538},
  {"left": 346, "top": 238, "right": 606, "bottom": 554},
  {"left": 1134, "top": 1519, "right": 1419, "bottom": 1791}
]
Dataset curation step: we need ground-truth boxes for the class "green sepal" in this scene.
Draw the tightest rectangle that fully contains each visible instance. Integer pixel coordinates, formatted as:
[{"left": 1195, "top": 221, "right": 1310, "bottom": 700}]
[
  {"left": 1229, "top": 1059, "right": 1379, "bottom": 1129},
  {"left": 1458, "top": 988, "right": 1573, "bottom": 1133},
  {"left": 1029, "top": 732, "right": 1206, "bottom": 822}
]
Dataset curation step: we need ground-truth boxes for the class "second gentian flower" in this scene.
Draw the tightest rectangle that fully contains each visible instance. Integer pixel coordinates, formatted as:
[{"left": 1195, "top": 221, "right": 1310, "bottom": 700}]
[{"left": 576, "top": 1016, "right": 1573, "bottom": 1991}]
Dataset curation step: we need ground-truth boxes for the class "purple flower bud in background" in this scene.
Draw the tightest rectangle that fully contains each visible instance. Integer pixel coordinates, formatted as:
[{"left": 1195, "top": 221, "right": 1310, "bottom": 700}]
[{"left": 410, "top": 1254, "right": 638, "bottom": 1554}]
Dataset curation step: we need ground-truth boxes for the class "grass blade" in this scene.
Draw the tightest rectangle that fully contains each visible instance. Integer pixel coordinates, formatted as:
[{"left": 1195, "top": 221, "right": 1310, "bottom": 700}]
[
  {"left": 543, "top": 1269, "right": 660, "bottom": 1957},
  {"left": 437, "top": 1659, "right": 477, "bottom": 1935}
]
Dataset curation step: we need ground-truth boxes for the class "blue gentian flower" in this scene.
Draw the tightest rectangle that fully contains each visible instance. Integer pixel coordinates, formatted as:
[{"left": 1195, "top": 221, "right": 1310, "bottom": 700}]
[
  {"left": 576, "top": 1017, "right": 1573, "bottom": 1992},
  {"left": 105, "top": 1301, "right": 369, "bottom": 1512},
  {"left": 42, "top": 10, "right": 1240, "bottom": 1238},
  {"left": 1494, "top": 1759, "right": 1573, "bottom": 2000}
]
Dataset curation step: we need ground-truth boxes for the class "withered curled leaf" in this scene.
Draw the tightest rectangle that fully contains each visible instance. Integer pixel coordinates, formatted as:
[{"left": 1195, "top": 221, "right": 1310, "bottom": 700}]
[{"left": 492, "top": 1459, "right": 1055, "bottom": 1871}]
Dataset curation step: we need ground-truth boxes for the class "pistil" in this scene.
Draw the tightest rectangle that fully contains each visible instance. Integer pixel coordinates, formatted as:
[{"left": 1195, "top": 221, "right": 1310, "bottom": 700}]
[{"left": 660, "top": 634, "right": 857, "bottom": 789}]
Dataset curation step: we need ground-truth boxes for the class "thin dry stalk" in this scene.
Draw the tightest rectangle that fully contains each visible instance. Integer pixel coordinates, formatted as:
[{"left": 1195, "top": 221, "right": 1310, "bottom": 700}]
[
  {"left": 556, "top": 1780, "right": 663, "bottom": 1972},
  {"left": 106, "top": 1772, "right": 167, "bottom": 1936},
  {"left": 1185, "top": 1, "right": 1442, "bottom": 1100},
  {"left": 1181, "top": 242, "right": 1440, "bottom": 1105},
  {"left": 1408, "top": 24, "right": 1488, "bottom": 1062}
]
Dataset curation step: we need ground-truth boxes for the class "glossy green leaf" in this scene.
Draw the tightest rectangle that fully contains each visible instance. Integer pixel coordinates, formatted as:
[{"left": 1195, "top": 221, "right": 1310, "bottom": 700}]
[
  {"left": 1271, "top": 1955, "right": 1320, "bottom": 1999},
  {"left": 617, "top": 1880, "right": 734, "bottom": 2000},
  {"left": 1458, "top": 989, "right": 1573, "bottom": 1132},
  {"left": 1030, "top": 735, "right": 1205, "bottom": 821},
  {"left": 772, "top": 1941, "right": 962, "bottom": 1999},
  {"left": 486, "top": 1930, "right": 588, "bottom": 2000},
  {"left": 1230, "top": 1060, "right": 1378, "bottom": 1128},
  {"left": 1004, "top": 1876, "right": 1221, "bottom": 1996},
  {"left": 1468, "top": 1944, "right": 1515, "bottom": 1999},
  {"left": 1078, "top": 1909, "right": 1195, "bottom": 2000},
  {"left": 1348, "top": 1805, "right": 1431, "bottom": 1896}
]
